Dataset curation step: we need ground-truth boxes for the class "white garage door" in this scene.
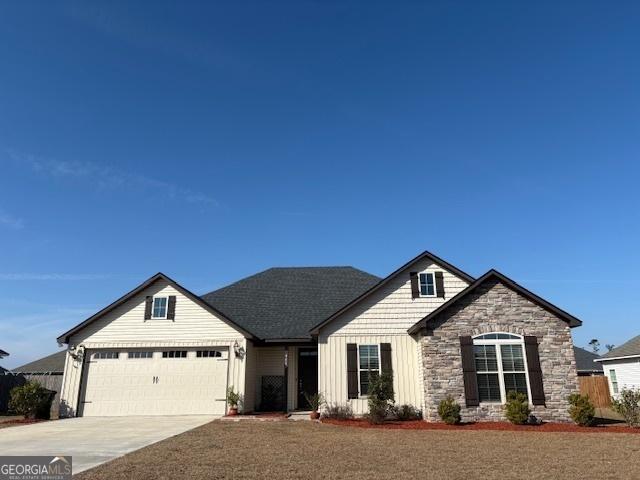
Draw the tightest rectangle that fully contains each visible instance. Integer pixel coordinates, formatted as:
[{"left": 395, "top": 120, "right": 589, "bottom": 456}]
[{"left": 79, "top": 348, "right": 228, "bottom": 416}]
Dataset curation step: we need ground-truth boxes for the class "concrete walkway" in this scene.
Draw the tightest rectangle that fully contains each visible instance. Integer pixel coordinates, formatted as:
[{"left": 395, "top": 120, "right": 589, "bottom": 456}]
[{"left": 0, "top": 415, "right": 217, "bottom": 474}]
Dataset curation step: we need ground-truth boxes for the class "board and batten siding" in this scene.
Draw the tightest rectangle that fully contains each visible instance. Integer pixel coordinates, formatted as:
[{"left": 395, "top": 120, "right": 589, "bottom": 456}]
[
  {"left": 59, "top": 278, "right": 249, "bottom": 417},
  {"left": 318, "top": 258, "right": 471, "bottom": 415},
  {"left": 319, "top": 335, "right": 423, "bottom": 415},
  {"left": 252, "top": 346, "right": 297, "bottom": 411},
  {"left": 601, "top": 358, "right": 640, "bottom": 399}
]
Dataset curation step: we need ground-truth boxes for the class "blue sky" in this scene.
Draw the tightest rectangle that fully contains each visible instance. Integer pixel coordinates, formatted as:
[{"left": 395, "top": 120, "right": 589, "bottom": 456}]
[{"left": 1, "top": 1, "right": 639, "bottom": 368}]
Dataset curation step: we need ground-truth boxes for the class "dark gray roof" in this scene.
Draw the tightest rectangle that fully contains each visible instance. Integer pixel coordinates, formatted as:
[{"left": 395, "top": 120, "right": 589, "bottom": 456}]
[
  {"left": 573, "top": 346, "right": 603, "bottom": 373},
  {"left": 13, "top": 351, "right": 66, "bottom": 374},
  {"left": 600, "top": 335, "right": 640, "bottom": 360},
  {"left": 202, "top": 267, "right": 381, "bottom": 340}
]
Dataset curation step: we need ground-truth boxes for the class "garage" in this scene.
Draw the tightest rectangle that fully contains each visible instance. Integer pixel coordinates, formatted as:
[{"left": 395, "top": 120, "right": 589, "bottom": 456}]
[{"left": 78, "top": 348, "right": 228, "bottom": 416}]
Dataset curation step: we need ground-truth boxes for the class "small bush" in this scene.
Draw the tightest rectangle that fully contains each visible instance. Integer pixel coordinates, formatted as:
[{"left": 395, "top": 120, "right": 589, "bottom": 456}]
[
  {"left": 9, "top": 382, "right": 55, "bottom": 419},
  {"left": 226, "top": 386, "right": 240, "bottom": 408},
  {"left": 612, "top": 388, "right": 640, "bottom": 428},
  {"left": 504, "top": 391, "right": 530, "bottom": 425},
  {"left": 567, "top": 393, "right": 595, "bottom": 426},
  {"left": 394, "top": 404, "right": 422, "bottom": 421},
  {"left": 366, "top": 372, "right": 395, "bottom": 424},
  {"left": 322, "top": 403, "right": 354, "bottom": 420},
  {"left": 437, "top": 396, "right": 461, "bottom": 425},
  {"left": 303, "top": 392, "right": 325, "bottom": 412}
]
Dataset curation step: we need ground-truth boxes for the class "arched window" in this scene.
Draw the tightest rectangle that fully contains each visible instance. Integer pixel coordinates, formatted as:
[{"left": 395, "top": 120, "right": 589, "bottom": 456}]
[{"left": 472, "top": 333, "right": 531, "bottom": 404}]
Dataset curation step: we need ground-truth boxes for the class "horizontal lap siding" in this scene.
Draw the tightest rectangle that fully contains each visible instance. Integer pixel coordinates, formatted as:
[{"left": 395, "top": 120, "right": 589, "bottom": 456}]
[
  {"left": 69, "top": 279, "right": 243, "bottom": 345},
  {"left": 319, "top": 335, "right": 423, "bottom": 415},
  {"left": 602, "top": 358, "right": 640, "bottom": 398},
  {"left": 327, "top": 259, "right": 469, "bottom": 336},
  {"left": 59, "top": 279, "right": 249, "bottom": 417}
]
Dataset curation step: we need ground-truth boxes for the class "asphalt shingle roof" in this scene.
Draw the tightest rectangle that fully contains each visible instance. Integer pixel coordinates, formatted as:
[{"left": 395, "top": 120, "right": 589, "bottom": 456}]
[
  {"left": 601, "top": 335, "right": 640, "bottom": 359},
  {"left": 573, "top": 346, "right": 603, "bottom": 373},
  {"left": 201, "top": 267, "right": 381, "bottom": 340},
  {"left": 13, "top": 350, "right": 66, "bottom": 374}
]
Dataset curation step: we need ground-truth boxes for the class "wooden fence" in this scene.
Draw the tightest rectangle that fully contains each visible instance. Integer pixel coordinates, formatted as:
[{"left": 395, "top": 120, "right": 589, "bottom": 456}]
[{"left": 578, "top": 375, "right": 611, "bottom": 408}]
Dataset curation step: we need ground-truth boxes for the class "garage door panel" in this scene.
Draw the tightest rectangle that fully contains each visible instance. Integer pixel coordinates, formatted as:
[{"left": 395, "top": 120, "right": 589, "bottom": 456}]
[{"left": 80, "top": 348, "right": 228, "bottom": 416}]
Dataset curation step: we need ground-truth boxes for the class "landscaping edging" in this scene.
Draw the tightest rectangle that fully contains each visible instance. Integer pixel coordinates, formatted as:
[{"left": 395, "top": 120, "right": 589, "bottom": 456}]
[{"left": 321, "top": 418, "right": 640, "bottom": 433}]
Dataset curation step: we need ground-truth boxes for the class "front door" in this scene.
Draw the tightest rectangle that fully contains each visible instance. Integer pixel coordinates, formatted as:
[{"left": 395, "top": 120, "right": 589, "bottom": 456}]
[{"left": 297, "top": 348, "right": 318, "bottom": 410}]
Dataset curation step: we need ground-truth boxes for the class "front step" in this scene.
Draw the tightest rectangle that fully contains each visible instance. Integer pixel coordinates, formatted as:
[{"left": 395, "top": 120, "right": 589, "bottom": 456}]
[{"left": 287, "top": 411, "right": 315, "bottom": 421}]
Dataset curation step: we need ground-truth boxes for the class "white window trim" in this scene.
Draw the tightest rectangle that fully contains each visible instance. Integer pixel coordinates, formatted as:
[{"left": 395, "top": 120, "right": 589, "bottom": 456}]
[
  {"left": 609, "top": 369, "right": 619, "bottom": 394},
  {"left": 358, "top": 344, "right": 381, "bottom": 398},
  {"left": 151, "top": 296, "right": 169, "bottom": 319},
  {"left": 418, "top": 272, "right": 437, "bottom": 298},
  {"left": 472, "top": 333, "right": 533, "bottom": 405}
]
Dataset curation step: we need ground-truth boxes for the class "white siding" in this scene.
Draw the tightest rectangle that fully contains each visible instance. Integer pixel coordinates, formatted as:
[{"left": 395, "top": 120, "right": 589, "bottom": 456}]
[
  {"left": 325, "top": 259, "right": 469, "bottom": 336},
  {"left": 318, "top": 259, "right": 471, "bottom": 415},
  {"left": 318, "top": 335, "right": 423, "bottom": 415},
  {"left": 59, "top": 278, "right": 249, "bottom": 417},
  {"left": 243, "top": 341, "right": 257, "bottom": 412},
  {"left": 601, "top": 357, "right": 640, "bottom": 398},
  {"left": 69, "top": 279, "right": 243, "bottom": 345}
]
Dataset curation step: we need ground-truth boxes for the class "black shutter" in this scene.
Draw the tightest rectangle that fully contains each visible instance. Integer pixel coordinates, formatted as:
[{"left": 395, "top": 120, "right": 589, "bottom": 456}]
[
  {"left": 167, "top": 296, "right": 177, "bottom": 320},
  {"left": 410, "top": 272, "right": 420, "bottom": 299},
  {"left": 435, "top": 271, "right": 445, "bottom": 298},
  {"left": 144, "top": 296, "right": 153, "bottom": 320},
  {"left": 460, "top": 336, "right": 479, "bottom": 407},
  {"left": 347, "top": 343, "right": 359, "bottom": 399},
  {"left": 380, "top": 343, "right": 392, "bottom": 376},
  {"left": 524, "top": 336, "right": 546, "bottom": 405}
]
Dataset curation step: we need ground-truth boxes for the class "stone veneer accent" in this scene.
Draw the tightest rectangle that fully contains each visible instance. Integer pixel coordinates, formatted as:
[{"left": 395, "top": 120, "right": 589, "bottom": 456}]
[{"left": 420, "top": 278, "right": 578, "bottom": 422}]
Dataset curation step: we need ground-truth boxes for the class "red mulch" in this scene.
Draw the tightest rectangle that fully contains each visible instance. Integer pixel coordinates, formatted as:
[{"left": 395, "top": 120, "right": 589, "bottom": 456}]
[
  {"left": 0, "top": 418, "right": 46, "bottom": 427},
  {"left": 321, "top": 418, "right": 640, "bottom": 434}
]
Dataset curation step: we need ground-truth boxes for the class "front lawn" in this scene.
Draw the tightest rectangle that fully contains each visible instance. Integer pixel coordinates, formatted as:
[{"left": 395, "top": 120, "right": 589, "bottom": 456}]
[{"left": 77, "top": 420, "right": 640, "bottom": 480}]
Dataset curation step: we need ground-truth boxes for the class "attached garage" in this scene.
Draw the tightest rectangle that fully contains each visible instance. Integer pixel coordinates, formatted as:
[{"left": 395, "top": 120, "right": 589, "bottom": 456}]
[{"left": 78, "top": 348, "right": 229, "bottom": 416}]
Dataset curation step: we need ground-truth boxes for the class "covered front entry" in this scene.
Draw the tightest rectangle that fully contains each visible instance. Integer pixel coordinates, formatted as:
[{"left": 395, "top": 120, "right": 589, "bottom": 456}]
[
  {"left": 78, "top": 348, "right": 229, "bottom": 416},
  {"left": 297, "top": 348, "right": 318, "bottom": 410}
]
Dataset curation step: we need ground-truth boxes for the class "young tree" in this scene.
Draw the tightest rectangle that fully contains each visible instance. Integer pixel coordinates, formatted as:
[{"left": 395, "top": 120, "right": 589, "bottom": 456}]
[
  {"left": 605, "top": 344, "right": 615, "bottom": 352},
  {"left": 588, "top": 339, "right": 600, "bottom": 353}
]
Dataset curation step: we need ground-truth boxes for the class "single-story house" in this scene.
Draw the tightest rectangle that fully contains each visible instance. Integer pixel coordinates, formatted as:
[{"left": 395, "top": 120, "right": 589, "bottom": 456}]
[
  {"left": 57, "top": 251, "right": 581, "bottom": 422},
  {"left": 595, "top": 335, "right": 640, "bottom": 398},
  {"left": 13, "top": 351, "right": 66, "bottom": 418},
  {"left": 573, "top": 346, "right": 603, "bottom": 376}
]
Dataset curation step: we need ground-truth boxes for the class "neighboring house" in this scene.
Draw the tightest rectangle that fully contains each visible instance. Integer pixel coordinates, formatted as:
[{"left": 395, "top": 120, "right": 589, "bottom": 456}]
[
  {"left": 13, "top": 351, "right": 67, "bottom": 418},
  {"left": 595, "top": 335, "right": 640, "bottom": 398},
  {"left": 57, "top": 251, "right": 581, "bottom": 422},
  {"left": 573, "top": 346, "right": 603, "bottom": 376}
]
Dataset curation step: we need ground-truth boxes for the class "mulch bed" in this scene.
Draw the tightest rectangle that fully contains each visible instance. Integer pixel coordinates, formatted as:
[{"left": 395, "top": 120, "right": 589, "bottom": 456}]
[
  {"left": 321, "top": 418, "right": 640, "bottom": 433},
  {"left": 0, "top": 418, "right": 46, "bottom": 429}
]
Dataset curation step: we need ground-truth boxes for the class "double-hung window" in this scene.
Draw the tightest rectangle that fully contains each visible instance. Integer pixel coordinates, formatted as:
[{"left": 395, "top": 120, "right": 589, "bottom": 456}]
[
  {"left": 609, "top": 369, "right": 619, "bottom": 394},
  {"left": 152, "top": 297, "right": 168, "bottom": 319},
  {"left": 358, "top": 345, "right": 380, "bottom": 395},
  {"left": 419, "top": 273, "right": 435, "bottom": 297},
  {"left": 473, "top": 333, "right": 530, "bottom": 403}
]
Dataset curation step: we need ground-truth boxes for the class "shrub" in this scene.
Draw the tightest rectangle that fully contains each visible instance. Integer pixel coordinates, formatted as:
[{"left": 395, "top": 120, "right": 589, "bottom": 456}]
[
  {"left": 9, "top": 382, "right": 55, "bottom": 419},
  {"left": 567, "top": 393, "right": 595, "bottom": 426},
  {"left": 437, "top": 396, "right": 461, "bottom": 425},
  {"left": 322, "top": 403, "right": 353, "bottom": 420},
  {"left": 395, "top": 404, "right": 422, "bottom": 421},
  {"left": 226, "top": 386, "right": 240, "bottom": 408},
  {"left": 304, "top": 392, "right": 325, "bottom": 412},
  {"left": 612, "top": 388, "right": 640, "bottom": 428},
  {"left": 366, "top": 372, "right": 395, "bottom": 424},
  {"left": 504, "top": 391, "right": 530, "bottom": 425}
]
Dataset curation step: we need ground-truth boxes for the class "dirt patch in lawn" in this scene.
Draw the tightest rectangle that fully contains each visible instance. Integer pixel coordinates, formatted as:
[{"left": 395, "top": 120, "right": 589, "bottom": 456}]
[
  {"left": 322, "top": 418, "right": 640, "bottom": 433},
  {"left": 77, "top": 420, "right": 640, "bottom": 480}
]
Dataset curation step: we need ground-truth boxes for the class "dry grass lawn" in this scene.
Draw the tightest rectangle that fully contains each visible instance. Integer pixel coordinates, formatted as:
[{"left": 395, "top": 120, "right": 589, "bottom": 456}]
[{"left": 77, "top": 420, "right": 640, "bottom": 480}]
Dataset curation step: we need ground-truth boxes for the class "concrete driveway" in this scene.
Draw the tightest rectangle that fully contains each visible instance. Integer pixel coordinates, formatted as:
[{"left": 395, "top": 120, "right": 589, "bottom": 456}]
[{"left": 0, "top": 415, "right": 217, "bottom": 474}]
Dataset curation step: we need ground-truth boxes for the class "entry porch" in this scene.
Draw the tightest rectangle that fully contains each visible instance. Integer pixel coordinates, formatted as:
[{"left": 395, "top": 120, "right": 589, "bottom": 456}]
[{"left": 243, "top": 344, "right": 317, "bottom": 413}]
